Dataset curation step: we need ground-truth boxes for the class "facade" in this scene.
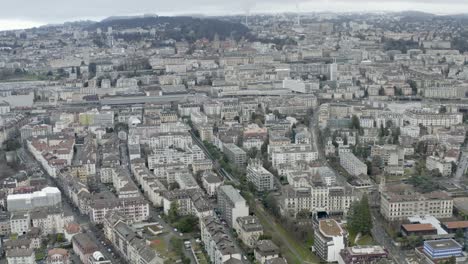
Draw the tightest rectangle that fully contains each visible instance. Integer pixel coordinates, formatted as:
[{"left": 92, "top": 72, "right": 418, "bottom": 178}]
[
  {"left": 380, "top": 184, "right": 453, "bottom": 221},
  {"left": 270, "top": 144, "right": 318, "bottom": 169},
  {"left": 234, "top": 216, "right": 263, "bottom": 248},
  {"left": 46, "top": 248, "right": 70, "bottom": 264},
  {"left": 281, "top": 186, "right": 354, "bottom": 217},
  {"left": 404, "top": 109, "right": 463, "bottom": 127},
  {"left": 314, "top": 219, "right": 346, "bottom": 262},
  {"left": 89, "top": 197, "right": 150, "bottom": 223},
  {"left": 223, "top": 143, "right": 247, "bottom": 167},
  {"left": 246, "top": 159, "right": 275, "bottom": 192},
  {"left": 7, "top": 187, "right": 62, "bottom": 212},
  {"left": 6, "top": 248, "right": 35, "bottom": 264},
  {"left": 217, "top": 185, "right": 249, "bottom": 227},
  {"left": 339, "top": 152, "right": 367, "bottom": 176},
  {"left": 423, "top": 239, "right": 463, "bottom": 259}
]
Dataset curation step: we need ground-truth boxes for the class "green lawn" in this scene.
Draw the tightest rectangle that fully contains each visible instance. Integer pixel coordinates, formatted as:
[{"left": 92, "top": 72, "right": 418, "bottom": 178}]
[{"left": 348, "top": 232, "right": 375, "bottom": 246}]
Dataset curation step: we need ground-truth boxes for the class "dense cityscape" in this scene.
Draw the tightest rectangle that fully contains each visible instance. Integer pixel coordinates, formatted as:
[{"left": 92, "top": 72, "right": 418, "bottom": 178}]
[{"left": 0, "top": 9, "right": 468, "bottom": 264}]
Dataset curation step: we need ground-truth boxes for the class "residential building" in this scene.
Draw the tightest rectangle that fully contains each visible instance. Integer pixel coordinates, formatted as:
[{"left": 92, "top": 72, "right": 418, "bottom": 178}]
[
  {"left": 314, "top": 219, "right": 346, "bottom": 262},
  {"left": 6, "top": 248, "right": 35, "bottom": 264},
  {"left": 217, "top": 185, "right": 249, "bottom": 227},
  {"left": 426, "top": 155, "right": 453, "bottom": 176},
  {"left": 246, "top": 159, "right": 275, "bottom": 192},
  {"left": 200, "top": 216, "right": 242, "bottom": 264},
  {"left": 223, "top": 143, "right": 247, "bottom": 167},
  {"left": 339, "top": 152, "right": 367, "bottom": 176},
  {"left": 254, "top": 240, "right": 280, "bottom": 264},
  {"left": 234, "top": 216, "right": 263, "bottom": 248},
  {"left": 72, "top": 233, "right": 98, "bottom": 264},
  {"left": 46, "top": 248, "right": 70, "bottom": 264}
]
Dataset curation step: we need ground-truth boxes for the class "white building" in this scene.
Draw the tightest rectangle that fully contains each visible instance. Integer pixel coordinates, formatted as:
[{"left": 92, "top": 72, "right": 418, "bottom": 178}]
[
  {"left": 246, "top": 160, "right": 275, "bottom": 191},
  {"left": 314, "top": 219, "right": 345, "bottom": 262},
  {"left": 6, "top": 248, "right": 35, "bottom": 264},
  {"left": 339, "top": 152, "right": 367, "bottom": 176},
  {"left": 426, "top": 156, "right": 453, "bottom": 176},
  {"left": 7, "top": 187, "right": 62, "bottom": 212},
  {"left": 217, "top": 185, "right": 249, "bottom": 227}
]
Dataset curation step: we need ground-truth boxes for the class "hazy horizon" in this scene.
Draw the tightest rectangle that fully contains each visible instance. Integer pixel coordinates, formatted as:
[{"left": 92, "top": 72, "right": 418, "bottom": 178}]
[{"left": 2, "top": 0, "right": 468, "bottom": 31}]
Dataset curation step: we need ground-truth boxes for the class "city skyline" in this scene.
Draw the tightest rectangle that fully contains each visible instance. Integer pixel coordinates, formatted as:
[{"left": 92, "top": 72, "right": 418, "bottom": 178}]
[{"left": 2, "top": 0, "right": 468, "bottom": 30}]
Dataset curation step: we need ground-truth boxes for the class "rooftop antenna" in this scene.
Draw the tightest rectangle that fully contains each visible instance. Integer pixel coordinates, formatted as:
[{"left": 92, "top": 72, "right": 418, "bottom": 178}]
[
  {"left": 245, "top": 10, "right": 249, "bottom": 27},
  {"left": 296, "top": 2, "right": 301, "bottom": 26}
]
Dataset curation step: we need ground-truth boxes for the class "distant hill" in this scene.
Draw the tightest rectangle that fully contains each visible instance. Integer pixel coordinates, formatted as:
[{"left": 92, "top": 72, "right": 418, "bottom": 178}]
[
  {"left": 88, "top": 16, "right": 250, "bottom": 41},
  {"left": 394, "top": 11, "right": 436, "bottom": 18}
]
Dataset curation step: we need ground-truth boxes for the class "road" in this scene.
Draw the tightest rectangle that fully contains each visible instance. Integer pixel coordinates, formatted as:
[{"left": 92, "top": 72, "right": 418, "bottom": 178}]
[
  {"left": 454, "top": 150, "right": 468, "bottom": 187},
  {"left": 309, "top": 108, "right": 325, "bottom": 162},
  {"left": 371, "top": 209, "right": 407, "bottom": 264}
]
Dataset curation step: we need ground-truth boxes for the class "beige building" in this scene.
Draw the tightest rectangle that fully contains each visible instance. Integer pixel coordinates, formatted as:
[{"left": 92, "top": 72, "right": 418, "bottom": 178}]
[
  {"left": 234, "top": 216, "right": 263, "bottom": 248},
  {"left": 380, "top": 184, "right": 453, "bottom": 221}
]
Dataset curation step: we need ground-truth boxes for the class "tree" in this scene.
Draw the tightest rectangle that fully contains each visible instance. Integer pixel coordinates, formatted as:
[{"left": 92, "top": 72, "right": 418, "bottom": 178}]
[
  {"left": 351, "top": 115, "right": 361, "bottom": 130},
  {"left": 347, "top": 195, "right": 373, "bottom": 236},
  {"left": 175, "top": 215, "right": 198, "bottom": 233},
  {"left": 407, "top": 80, "right": 417, "bottom": 95},
  {"left": 263, "top": 193, "right": 280, "bottom": 218},
  {"left": 247, "top": 147, "right": 258, "bottom": 159},
  {"left": 167, "top": 202, "right": 179, "bottom": 223}
]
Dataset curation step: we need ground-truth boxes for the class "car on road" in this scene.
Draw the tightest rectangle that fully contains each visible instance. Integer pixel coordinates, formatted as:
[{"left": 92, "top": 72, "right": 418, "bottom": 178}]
[{"left": 174, "top": 228, "right": 178, "bottom": 232}]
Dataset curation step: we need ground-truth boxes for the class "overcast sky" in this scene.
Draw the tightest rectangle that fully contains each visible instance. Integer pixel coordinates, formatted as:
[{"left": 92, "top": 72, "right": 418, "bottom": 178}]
[{"left": 1, "top": 0, "right": 468, "bottom": 30}]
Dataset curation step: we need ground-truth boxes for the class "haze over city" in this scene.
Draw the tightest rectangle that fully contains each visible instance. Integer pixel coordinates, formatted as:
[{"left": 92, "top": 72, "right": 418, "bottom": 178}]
[
  {"left": 2, "top": 0, "right": 468, "bottom": 30},
  {"left": 1, "top": 1, "right": 468, "bottom": 264}
]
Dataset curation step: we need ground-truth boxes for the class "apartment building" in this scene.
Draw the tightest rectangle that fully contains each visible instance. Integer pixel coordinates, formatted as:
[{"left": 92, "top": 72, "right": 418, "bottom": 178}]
[
  {"left": 6, "top": 248, "right": 35, "bottom": 264},
  {"left": 314, "top": 219, "right": 346, "bottom": 262},
  {"left": 404, "top": 108, "right": 463, "bottom": 127},
  {"left": 103, "top": 212, "right": 164, "bottom": 264},
  {"left": 380, "top": 184, "right": 453, "bottom": 221},
  {"left": 234, "top": 216, "right": 263, "bottom": 248},
  {"left": 269, "top": 144, "right": 318, "bottom": 169},
  {"left": 223, "top": 143, "right": 247, "bottom": 167},
  {"left": 371, "top": 144, "right": 404, "bottom": 166},
  {"left": 217, "top": 185, "right": 249, "bottom": 227},
  {"left": 89, "top": 197, "right": 149, "bottom": 224},
  {"left": 200, "top": 216, "right": 242, "bottom": 264},
  {"left": 246, "top": 159, "right": 275, "bottom": 192},
  {"left": 339, "top": 152, "right": 367, "bottom": 176},
  {"left": 162, "top": 189, "right": 213, "bottom": 219},
  {"left": 72, "top": 233, "right": 98, "bottom": 264},
  {"left": 426, "top": 155, "right": 453, "bottom": 177}
]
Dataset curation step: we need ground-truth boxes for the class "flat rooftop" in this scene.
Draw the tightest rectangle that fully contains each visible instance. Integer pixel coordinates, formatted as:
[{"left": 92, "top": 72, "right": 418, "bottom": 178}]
[
  {"left": 319, "top": 219, "right": 343, "bottom": 237},
  {"left": 425, "top": 239, "right": 462, "bottom": 251}
]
